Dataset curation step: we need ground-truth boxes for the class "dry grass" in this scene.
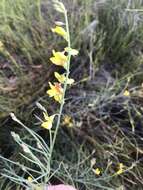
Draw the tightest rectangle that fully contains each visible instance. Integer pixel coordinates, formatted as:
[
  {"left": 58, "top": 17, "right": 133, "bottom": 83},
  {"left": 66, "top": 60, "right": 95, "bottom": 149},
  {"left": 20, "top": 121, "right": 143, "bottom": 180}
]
[{"left": 0, "top": 0, "right": 143, "bottom": 189}]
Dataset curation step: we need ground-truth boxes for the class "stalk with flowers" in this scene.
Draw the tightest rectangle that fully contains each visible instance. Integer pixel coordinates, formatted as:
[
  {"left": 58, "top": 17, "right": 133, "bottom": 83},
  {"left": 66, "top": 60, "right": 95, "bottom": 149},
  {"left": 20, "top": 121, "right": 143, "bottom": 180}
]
[
  {"left": 41, "top": 0, "right": 78, "bottom": 152},
  {"left": 0, "top": 1, "right": 78, "bottom": 189}
]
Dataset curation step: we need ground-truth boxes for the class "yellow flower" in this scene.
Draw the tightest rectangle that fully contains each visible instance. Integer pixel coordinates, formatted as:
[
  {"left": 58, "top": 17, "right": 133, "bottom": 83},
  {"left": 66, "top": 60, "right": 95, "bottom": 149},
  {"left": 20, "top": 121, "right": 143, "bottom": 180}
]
[
  {"left": 64, "top": 47, "right": 79, "bottom": 56},
  {"left": 27, "top": 176, "right": 33, "bottom": 182},
  {"left": 63, "top": 115, "right": 73, "bottom": 127},
  {"left": 123, "top": 90, "right": 130, "bottom": 97},
  {"left": 41, "top": 112, "right": 55, "bottom": 130},
  {"left": 47, "top": 82, "right": 63, "bottom": 103},
  {"left": 54, "top": 72, "right": 74, "bottom": 85},
  {"left": 52, "top": 26, "right": 67, "bottom": 40},
  {"left": 116, "top": 163, "right": 124, "bottom": 175},
  {"left": 50, "top": 50, "right": 68, "bottom": 69},
  {"left": 92, "top": 168, "right": 101, "bottom": 175}
]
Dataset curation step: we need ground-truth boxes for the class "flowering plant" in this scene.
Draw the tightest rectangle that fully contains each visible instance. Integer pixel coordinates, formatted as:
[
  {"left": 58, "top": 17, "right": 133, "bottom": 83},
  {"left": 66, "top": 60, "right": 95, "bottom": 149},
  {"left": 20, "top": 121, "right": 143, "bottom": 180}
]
[{"left": 0, "top": 1, "right": 78, "bottom": 190}]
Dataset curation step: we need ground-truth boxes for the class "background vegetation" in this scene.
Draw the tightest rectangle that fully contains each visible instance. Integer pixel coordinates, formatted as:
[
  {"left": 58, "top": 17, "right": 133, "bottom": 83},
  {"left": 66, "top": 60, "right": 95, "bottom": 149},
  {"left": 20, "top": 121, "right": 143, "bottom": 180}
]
[{"left": 0, "top": 0, "right": 143, "bottom": 189}]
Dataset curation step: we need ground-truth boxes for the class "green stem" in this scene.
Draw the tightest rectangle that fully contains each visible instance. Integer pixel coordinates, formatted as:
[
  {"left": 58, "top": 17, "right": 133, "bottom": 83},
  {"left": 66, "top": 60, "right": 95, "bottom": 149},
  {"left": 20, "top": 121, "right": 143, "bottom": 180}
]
[
  {"left": 44, "top": 3, "right": 73, "bottom": 184},
  {"left": 52, "top": 10, "right": 71, "bottom": 151},
  {"left": 45, "top": 11, "right": 72, "bottom": 182},
  {"left": 37, "top": 0, "right": 42, "bottom": 22}
]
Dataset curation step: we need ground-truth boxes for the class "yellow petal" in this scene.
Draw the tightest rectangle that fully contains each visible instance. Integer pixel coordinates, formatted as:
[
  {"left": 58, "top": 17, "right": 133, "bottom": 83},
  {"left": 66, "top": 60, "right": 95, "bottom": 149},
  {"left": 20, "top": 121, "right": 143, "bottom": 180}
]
[
  {"left": 41, "top": 121, "right": 52, "bottom": 129},
  {"left": 47, "top": 89, "right": 55, "bottom": 97},
  {"left": 41, "top": 113, "right": 55, "bottom": 129},
  {"left": 49, "top": 115, "right": 55, "bottom": 121},
  {"left": 41, "top": 115, "right": 55, "bottom": 130},
  {"left": 54, "top": 72, "right": 74, "bottom": 85},
  {"left": 47, "top": 82, "right": 63, "bottom": 103},
  {"left": 49, "top": 82, "right": 54, "bottom": 89},
  {"left": 50, "top": 50, "right": 68, "bottom": 68},
  {"left": 54, "top": 72, "right": 65, "bottom": 83},
  {"left": 119, "top": 163, "right": 124, "bottom": 168},
  {"left": 116, "top": 169, "right": 123, "bottom": 175},
  {"left": 93, "top": 168, "right": 101, "bottom": 175},
  {"left": 27, "top": 176, "right": 33, "bottom": 182},
  {"left": 54, "top": 94, "right": 62, "bottom": 103},
  {"left": 47, "top": 82, "right": 57, "bottom": 97},
  {"left": 63, "top": 115, "right": 73, "bottom": 127},
  {"left": 43, "top": 112, "right": 49, "bottom": 121},
  {"left": 50, "top": 57, "right": 61, "bottom": 66},
  {"left": 63, "top": 115, "right": 71, "bottom": 124},
  {"left": 116, "top": 163, "right": 124, "bottom": 175},
  {"left": 52, "top": 26, "right": 67, "bottom": 40},
  {"left": 123, "top": 90, "right": 130, "bottom": 96},
  {"left": 52, "top": 50, "right": 66, "bottom": 60}
]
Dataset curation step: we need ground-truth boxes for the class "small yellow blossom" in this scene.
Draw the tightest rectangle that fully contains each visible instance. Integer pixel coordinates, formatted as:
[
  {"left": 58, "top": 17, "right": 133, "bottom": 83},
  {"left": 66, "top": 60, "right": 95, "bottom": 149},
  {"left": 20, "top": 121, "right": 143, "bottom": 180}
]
[
  {"left": 54, "top": 72, "right": 74, "bottom": 85},
  {"left": 27, "top": 176, "right": 33, "bottom": 182},
  {"left": 50, "top": 50, "right": 68, "bottom": 69},
  {"left": 92, "top": 168, "right": 101, "bottom": 175},
  {"left": 51, "top": 26, "right": 67, "bottom": 40},
  {"left": 47, "top": 82, "right": 63, "bottom": 103},
  {"left": 116, "top": 163, "right": 124, "bottom": 175},
  {"left": 64, "top": 47, "right": 79, "bottom": 56},
  {"left": 123, "top": 90, "right": 130, "bottom": 97},
  {"left": 63, "top": 115, "right": 73, "bottom": 127},
  {"left": 41, "top": 112, "right": 55, "bottom": 130}
]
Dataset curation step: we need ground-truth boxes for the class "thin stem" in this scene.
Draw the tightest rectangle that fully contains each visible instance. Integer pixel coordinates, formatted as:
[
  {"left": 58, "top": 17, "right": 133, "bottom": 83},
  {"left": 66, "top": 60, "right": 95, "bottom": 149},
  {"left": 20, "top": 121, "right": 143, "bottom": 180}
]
[
  {"left": 45, "top": 8, "right": 71, "bottom": 184},
  {"left": 51, "top": 10, "right": 71, "bottom": 154},
  {"left": 37, "top": 0, "right": 42, "bottom": 22}
]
